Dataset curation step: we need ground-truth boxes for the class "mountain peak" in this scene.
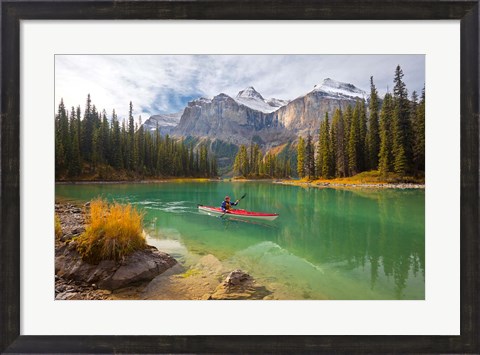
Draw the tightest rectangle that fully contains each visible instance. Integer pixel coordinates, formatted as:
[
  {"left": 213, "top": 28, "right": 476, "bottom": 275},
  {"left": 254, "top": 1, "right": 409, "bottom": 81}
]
[
  {"left": 234, "top": 86, "right": 290, "bottom": 113},
  {"left": 236, "top": 86, "right": 265, "bottom": 101},
  {"left": 313, "top": 78, "right": 366, "bottom": 99}
]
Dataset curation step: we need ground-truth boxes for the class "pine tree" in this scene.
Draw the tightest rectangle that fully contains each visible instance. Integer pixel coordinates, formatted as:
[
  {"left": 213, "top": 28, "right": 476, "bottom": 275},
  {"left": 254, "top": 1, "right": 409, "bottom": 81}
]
[
  {"left": 379, "top": 93, "right": 394, "bottom": 175},
  {"left": 297, "top": 136, "right": 305, "bottom": 178},
  {"left": 188, "top": 144, "right": 195, "bottom": 176},
  {"left": 316, "top": 121, "right": 324, "bottom": 178},
  {"left": 249, "top": 142, "right": 255, "bottom": 174},
  {"left": 121, "top": 119, "right": 128, "bottom": 169},
  {"left": 392, "top": 102, "right": 407, "bottom": 175},
  {"left": 331, "top": 108, "right": 346, "bottom": 177},
  {"left": 329, "top": 112, "right": 336, "bottom": 178},
  {"left": 55, "top": 99, "right": 68, "bottom": 174},
  {"left": 58, "top": 98, "right": 70, "bottom": 162},
  {"left": 91, "top": 127, "right": 101, "bottom": 171},
  {"left": 200, "top": 145, "right": 209, "bottom": 176},
  {"left": 392, "top": 65, "right": 411, "bottom": 175},
  {"left": 285, "top": 157, "right": 292, "bottom": 178},
  {"left": 305, "top": 133, "right": 315, "bottom": 179},
  {"left": 241, "top": 145, "right": 249, "bottom": 176},
  {"left": 318, "top": 113, "right": 333, "bottom": 178},
  {"left": 100, "top": 110, "right": 110, "bottom": 164},
  {"left": 133, "top": 121, "right": 140, "bottom": 173},
  {"left": 322, "top": 113, "right": 334, "bottom": 178},
  {"left": 68, "top": 107, "right": 82, "bottom": 176},
  {"left": 412, "top": 87, "right": 425, "bottom": 174},
  {"left": 81, "top": 94, "right": 93, "bottom": 162},
  {"left": 359, "top": 99, "right": 368, "bottom": 172},
  {"left": 253, "top": 144, "right": 261, "bottom": 176},
  {"left": 128, "top": 101, "right": 135, "bottom": 170},
  {"left": 110, "top": 110, "right": 123, "bottom": 169},
  {"left": 366, "top": 76, "right": 380, "bottom": 170},
  {"left": 234, "top": 145, "right": 249, "bottom": 177},
  {"left": 233, "top": 149, "right": 241, "bottom": 176},
  {"left": 348, "top": 101, "right": 361, "bottom": 176},
  {"left": 211, "top": 156, "right": 218, "bottom": 177},
  {"left": 343, "top": 105, "right": 353, "bottom": 176}
]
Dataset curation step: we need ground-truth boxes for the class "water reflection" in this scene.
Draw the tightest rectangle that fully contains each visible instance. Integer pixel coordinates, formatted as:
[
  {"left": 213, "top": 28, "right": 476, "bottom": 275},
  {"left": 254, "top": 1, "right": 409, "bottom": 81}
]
[{"left": 56, "top": 182, "right": 425, "bottom": 299}]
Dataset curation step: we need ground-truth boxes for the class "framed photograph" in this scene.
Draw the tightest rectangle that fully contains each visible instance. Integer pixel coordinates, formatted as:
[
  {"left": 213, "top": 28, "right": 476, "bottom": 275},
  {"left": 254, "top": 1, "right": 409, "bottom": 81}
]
[{"left": 1, "top": 0, "right": 478, "bottom": 353}]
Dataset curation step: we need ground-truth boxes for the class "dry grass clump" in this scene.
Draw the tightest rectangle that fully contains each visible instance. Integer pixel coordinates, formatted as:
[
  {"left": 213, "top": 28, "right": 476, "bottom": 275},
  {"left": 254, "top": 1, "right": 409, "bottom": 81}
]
[
  {"left": 55, "top": 214, "right": 62, "bottom": 238},
  {"left": 76, "top": 198, "right": 146, "bottom": 263}
]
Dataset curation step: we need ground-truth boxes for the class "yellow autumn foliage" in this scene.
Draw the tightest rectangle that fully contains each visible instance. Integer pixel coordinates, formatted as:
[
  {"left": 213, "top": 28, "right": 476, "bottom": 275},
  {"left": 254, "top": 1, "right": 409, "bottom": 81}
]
[{"left": 76, "top": 198, "right": 146, "bottom": 263}]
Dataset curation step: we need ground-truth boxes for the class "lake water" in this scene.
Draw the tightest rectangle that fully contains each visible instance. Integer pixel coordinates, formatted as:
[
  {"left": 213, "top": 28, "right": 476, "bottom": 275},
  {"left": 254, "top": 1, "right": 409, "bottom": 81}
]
[{"left": 56, "top": 181, "right": 425, "bottom": 300}]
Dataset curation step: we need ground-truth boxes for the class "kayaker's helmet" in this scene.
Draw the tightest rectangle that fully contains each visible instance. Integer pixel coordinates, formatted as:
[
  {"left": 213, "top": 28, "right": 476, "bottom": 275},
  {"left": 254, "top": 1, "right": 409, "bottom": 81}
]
[{"left": 225, "top": 195, "right": 230, "bottom": 200}]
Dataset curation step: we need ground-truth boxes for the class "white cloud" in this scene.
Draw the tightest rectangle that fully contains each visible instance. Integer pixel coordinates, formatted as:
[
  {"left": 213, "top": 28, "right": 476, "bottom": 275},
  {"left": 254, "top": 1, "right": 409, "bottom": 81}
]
[{"left": 55, "top": 55, "right": 425, "bottom": 119}]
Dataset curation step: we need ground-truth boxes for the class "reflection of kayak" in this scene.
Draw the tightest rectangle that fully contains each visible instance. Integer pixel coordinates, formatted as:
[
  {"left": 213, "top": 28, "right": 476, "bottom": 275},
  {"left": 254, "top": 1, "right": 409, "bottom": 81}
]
[{"left": 198, "top": 205, "right": 279, "bottom": 221}]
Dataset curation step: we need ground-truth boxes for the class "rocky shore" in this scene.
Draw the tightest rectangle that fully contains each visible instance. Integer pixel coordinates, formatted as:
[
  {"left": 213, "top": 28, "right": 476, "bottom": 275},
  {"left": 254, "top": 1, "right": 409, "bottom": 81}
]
[
  {"left": 55, "top": 202, "right": 177, "bottom": 299},
  {"left": 55, "top": 202, "right": 272, "bottom": 300}
]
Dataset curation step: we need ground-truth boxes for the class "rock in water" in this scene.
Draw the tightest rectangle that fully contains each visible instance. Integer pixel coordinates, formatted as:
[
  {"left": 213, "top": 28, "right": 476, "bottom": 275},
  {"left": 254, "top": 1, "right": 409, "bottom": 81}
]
[
  {"left": 225, "top": 269, "right": 250, "bottom": 286},
  {"left": 210, "top": 269, "right": 271, "bottom": 300},
  {"left": 55, "top": 244, "right": 177, "bottom": 291}
]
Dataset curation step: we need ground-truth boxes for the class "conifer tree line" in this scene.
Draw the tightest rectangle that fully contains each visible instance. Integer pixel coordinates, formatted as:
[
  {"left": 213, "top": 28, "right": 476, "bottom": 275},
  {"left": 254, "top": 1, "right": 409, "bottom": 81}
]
[
  {"left": 297, "top": 66, "right": 425, "bottom": 179},
  {"left": 55, "top": 94, "right": 217, "bottom": 179},
  {"left": 233, "top": 143, "right": 292, "bottom": 178}
]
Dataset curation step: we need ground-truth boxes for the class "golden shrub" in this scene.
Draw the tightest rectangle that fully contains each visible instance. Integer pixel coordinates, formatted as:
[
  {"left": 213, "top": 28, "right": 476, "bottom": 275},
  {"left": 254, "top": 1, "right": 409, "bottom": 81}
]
[{"left": 76, "top": 198, "right": 146, "bottom": 263}]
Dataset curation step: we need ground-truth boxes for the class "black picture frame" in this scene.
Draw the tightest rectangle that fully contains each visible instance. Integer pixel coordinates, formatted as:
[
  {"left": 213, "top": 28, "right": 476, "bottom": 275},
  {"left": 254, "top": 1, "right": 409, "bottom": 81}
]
[{"left": 1, "top": 1, "right": 478, "bottom": 353}]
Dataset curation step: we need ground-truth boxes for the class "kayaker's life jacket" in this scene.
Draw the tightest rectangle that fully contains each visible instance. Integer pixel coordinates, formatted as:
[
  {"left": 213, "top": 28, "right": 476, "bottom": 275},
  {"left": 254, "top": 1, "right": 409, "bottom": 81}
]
[{"left": 221, "top": 200, "right": 238, "bottom": 211}]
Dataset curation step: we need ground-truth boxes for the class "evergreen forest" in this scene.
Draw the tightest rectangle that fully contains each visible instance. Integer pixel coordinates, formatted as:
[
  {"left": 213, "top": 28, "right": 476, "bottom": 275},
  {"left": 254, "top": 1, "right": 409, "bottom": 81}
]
[{"left": 55, "top": 97, "right": 217, "bottom": 179}]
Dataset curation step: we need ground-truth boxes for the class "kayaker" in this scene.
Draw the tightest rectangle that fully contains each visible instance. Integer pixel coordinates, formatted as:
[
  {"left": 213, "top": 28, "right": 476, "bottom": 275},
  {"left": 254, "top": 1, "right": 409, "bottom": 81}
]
[{"left": 221, "top": 195, "right": 239, "bottom": 212}]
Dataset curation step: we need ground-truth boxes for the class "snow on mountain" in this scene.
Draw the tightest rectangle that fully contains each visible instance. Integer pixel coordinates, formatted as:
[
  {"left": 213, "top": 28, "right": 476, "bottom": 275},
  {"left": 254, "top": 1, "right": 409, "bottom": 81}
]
[
  {"left": 312, "top": 78, "right": 366, "bottom": 99},
  {"left": 143, "top": 111, "right": 183, "bottom": 135},
  {"left": 190, "top": 97, "right": 212, "bottom": 107},
  {"left": 235, "top": 86, "right": 289, "bottom": 113},
  {"left": 237, "top": 86, "right": 265, "bottom": 101},
  {"left": 267, "top": 98, "right": 290, "bottom": 108}
]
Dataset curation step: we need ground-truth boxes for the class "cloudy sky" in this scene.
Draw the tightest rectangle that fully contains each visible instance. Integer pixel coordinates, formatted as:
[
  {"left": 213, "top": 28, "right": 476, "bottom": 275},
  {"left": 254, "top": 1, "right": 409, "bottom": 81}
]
[{"left": 55, "top": 55, "right": 425, "bottom": 120}]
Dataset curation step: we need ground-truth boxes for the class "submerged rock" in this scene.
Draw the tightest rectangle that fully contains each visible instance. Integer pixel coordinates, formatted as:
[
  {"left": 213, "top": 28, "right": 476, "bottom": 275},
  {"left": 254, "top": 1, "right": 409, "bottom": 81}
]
[
  {"left": 210, "top": 269, "right": 271, "bottom": 300},
  {"left": 56, "top": 244, "right": 177, "bottom": 291}
]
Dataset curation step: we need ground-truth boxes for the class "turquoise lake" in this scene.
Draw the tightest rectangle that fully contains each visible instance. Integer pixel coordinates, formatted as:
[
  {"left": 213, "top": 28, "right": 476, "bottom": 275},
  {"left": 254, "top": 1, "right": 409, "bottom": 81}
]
[{"left": 55, "top": 181, "right": 425, "bottom": 300}]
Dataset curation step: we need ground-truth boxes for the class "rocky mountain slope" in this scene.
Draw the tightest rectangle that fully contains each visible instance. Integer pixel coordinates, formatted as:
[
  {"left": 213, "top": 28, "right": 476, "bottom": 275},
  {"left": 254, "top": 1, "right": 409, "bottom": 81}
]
[
  {"left": 173, "top": 79, "right": 366, "bottom": 143},
  {"left": 272, "top": 78, "right": 365, "bottom": 136},
  {"left": 173, "top": 92, "right": 291, "bottom": 148},
  {"left": 143, "top": 111, "right": 183, "bottom": 136}
]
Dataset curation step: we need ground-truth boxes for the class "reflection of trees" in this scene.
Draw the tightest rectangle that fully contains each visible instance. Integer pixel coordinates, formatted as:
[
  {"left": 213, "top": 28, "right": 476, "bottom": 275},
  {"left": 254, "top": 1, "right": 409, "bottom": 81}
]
[
  {"left": 275, "top": 187, "right": 425, "bottom": 299},
  {"left": 187, "top": 183, "right": 424, "bottom": 299}
]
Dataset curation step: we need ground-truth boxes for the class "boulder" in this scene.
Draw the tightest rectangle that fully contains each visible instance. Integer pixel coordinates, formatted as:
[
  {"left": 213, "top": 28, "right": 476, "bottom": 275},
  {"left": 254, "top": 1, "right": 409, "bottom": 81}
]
[
  {"left": 210, "top": 269, "right": 271, "bottom": 300},
  {"left": 55, "top": 244, "right": 177, "bottom": 291}
]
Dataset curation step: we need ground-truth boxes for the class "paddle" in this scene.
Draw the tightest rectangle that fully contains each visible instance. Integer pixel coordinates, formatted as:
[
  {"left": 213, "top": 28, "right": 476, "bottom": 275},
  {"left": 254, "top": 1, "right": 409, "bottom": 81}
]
[{"left": 220, "top": 193, "right": 247, "bottom": 219}]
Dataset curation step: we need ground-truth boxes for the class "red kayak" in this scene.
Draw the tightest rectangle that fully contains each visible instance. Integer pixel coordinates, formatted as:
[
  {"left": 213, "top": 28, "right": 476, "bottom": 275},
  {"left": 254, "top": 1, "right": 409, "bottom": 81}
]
[{"left": 198, "top": 205, "right": 279, "bottom": 221}]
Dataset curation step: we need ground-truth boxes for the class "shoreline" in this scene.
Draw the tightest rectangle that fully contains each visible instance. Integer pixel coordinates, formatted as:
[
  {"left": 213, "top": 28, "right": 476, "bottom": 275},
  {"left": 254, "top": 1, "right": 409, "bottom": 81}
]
[
  {"left": 56, "top": 177, "right": 425, "bottom": 189},
  {"left": 55, "top": 177, "right": 221, "bottom": 185},
  {"left": 274, "top": 180, "right": 425, "bottom": 189}
]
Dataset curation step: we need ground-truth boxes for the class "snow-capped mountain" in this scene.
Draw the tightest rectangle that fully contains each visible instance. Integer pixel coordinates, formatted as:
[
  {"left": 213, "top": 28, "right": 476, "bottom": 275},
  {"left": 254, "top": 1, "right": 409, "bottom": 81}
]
[
  {"left": 189, "top": 97, "right": 212, "bottom": 107},
  {"left": 173, "top": 92, "right": 289, "bottom": 146},
  {"left": 271, "top": 78, "right": 365, "bottom": 134},
  {"left": 143, "top": 111, "right": 183, "bottom": 135},
  {"left": 234, "top": 86, "right": 289, "bottom": 113},
  {"left": 312, "top": 78, "right": 367, "bottom": 100},
  {"left": 174, "top": 79, "right": 366, "bottom": 143}
]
